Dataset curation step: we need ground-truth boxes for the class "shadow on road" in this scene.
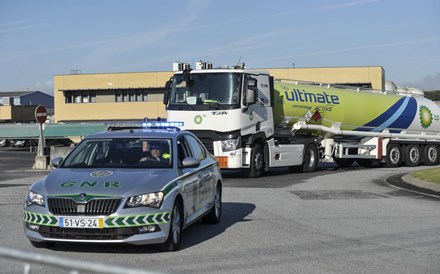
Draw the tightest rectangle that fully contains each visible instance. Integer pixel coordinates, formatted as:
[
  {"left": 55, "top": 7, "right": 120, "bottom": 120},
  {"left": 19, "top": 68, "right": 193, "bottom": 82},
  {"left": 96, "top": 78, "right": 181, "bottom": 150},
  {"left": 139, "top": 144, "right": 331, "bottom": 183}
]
[{"left": 49, "top": 202, "right": 256, "bottom": 253}]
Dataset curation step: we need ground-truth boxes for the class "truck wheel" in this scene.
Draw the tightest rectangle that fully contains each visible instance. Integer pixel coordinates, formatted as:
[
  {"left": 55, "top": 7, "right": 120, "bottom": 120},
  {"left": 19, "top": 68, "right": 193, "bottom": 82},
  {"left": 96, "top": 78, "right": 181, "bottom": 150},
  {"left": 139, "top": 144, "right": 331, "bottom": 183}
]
[
  {"left": 243, "top": 144, "right": 264, "bottom": 178},
  {"left": 160, "top": 199, "right": 182, "bottom": 252},
  {"left": 386, "top": 143, "right": 402, "bottom": 167},
  {"left": 290, "top": 144, "right": 318, "bottom": 173},
  {"left": 423, "top": 145, "right": 439, "bottom": 165},
  {"left": 405, "top": 144, "right": 421, "bottom": 167},
  {"left": 202, "top": 183, "right": 222, "bottom": 224}
]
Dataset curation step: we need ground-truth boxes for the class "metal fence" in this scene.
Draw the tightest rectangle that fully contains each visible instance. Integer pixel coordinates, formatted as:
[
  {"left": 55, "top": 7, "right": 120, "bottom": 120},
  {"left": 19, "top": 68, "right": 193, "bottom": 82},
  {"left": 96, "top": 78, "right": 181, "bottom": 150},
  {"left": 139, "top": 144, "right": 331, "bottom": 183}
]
[{"left": 0, "top": 246, "right": 162, "bottom": 274}]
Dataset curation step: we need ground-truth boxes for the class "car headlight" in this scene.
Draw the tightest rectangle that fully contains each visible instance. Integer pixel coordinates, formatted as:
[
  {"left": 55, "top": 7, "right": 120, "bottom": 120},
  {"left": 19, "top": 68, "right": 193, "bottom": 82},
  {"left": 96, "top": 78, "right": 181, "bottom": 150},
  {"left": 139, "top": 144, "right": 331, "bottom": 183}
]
[
  {"left": 25, "top": 191, "right": 45, "bottom": 207},
  {"left": 221, "top": 137, "right": 241, "bottom": 152},
  {"left": 125, "top": 192, "right": 164, "bottom": 208}
]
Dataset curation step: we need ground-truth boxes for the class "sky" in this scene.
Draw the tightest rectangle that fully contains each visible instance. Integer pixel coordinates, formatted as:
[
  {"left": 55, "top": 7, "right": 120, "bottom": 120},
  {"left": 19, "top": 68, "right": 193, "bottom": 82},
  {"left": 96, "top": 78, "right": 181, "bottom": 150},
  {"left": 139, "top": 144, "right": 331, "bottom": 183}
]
[{"left": 0, "top": 0, "right": 439, "bottom": 95}]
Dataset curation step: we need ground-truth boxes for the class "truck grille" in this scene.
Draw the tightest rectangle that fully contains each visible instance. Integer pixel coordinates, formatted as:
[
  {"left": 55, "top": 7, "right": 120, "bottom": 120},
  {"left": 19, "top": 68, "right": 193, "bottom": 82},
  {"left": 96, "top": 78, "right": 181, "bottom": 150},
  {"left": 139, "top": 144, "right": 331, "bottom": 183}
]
[
  {"left": 38, "top": 226, "right": 138, "bottom": 240},
  {"left": 198, "top": 137, "right": 214, "bottom": 154},
  {"left": 48, "top": 198, "right": 121, "bottom": 216}
]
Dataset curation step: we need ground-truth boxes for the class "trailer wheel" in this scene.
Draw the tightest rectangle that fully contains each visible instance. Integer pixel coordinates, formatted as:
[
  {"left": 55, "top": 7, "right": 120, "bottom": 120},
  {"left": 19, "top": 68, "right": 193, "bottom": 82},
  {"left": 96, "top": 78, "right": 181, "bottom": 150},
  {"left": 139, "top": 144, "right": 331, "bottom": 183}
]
[
  {"left": 385, "top": 143, "right": 402, "bottom": 167},
  {"left": 243, "top": 144, "right": 264, "bottom": 178},
  {"left": 405, "top": 144, "right": 421, "bottom": 167},
  {"left": 423, "top": 145, "right": 439, "bottom": 165}
]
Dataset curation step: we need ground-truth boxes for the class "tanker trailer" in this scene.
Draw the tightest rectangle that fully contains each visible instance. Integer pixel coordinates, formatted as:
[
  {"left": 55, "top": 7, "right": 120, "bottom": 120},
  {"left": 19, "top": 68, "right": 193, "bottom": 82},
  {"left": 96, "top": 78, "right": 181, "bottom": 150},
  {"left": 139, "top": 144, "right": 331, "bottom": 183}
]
[
  {"left": 276, "top": 80, "right": 440, "bottom": 168},
  {"left": 165, "top": 63, "right": 440, "bottom": 177}
]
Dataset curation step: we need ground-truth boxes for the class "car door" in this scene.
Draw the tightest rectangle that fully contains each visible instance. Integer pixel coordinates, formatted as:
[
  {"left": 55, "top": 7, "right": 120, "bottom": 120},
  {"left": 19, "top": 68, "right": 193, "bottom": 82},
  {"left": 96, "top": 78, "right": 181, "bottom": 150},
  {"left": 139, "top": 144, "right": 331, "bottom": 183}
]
[
  {"left": 183, "top": 134, "right": 215, "bottom": 218},
  {"left": 177, "top": 136, "right": 200, "bottom": 225}
]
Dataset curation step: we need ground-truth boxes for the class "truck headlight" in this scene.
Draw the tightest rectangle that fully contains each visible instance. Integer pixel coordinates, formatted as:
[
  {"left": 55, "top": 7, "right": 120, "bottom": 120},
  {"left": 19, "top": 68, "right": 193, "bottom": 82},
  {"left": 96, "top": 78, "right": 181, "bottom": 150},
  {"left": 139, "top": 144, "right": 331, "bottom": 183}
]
[
  {"left": 221, "top": 137, "right": 241, "bottom": 152},
  {"left": 125, "top": 192, "right": 164, "bottom": 208},
  {"left": 25, "top": 191, "right": 45, "bottom": 207}
]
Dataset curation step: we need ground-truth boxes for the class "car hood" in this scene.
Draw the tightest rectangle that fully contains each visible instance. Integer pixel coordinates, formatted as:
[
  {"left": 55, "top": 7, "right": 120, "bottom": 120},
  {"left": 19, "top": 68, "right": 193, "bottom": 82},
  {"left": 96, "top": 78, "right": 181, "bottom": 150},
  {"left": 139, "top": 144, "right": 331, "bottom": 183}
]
[{"left": 31, "top": 168, "right": 179, "bottom": 198}]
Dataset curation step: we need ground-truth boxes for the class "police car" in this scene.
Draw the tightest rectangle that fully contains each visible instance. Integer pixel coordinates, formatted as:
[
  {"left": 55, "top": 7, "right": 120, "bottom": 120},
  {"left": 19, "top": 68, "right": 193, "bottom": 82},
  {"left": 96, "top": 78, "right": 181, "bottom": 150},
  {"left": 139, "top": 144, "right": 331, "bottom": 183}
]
[{"left": 23, "top": 122, "right": 222, "bottom": 251}]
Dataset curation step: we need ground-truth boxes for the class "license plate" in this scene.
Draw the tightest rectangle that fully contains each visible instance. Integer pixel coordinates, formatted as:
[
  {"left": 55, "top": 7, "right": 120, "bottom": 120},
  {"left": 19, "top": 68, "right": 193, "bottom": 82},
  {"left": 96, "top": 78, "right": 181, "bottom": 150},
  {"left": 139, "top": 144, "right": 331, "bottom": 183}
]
[{"left": 59, "top": 217, "right": 104, "bottom": 229}]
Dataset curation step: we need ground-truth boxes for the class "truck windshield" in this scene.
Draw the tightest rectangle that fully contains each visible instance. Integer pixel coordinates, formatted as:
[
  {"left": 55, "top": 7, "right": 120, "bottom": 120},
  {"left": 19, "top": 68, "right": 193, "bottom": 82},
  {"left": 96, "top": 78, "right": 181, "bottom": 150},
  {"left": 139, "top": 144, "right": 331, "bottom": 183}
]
[{"left": 169, "top": 72, "right": 241, "bottom": 109}]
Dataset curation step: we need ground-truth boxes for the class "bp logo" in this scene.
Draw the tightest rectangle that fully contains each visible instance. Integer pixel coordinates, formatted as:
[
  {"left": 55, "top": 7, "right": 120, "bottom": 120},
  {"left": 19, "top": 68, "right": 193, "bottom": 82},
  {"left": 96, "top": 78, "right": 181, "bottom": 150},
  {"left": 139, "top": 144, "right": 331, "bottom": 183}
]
[
  {"left": 194, "top": 115, "right": 203, "bottom": 124},
  {"left": 419, "top": 105, "right": 433, "bottom": 129}
]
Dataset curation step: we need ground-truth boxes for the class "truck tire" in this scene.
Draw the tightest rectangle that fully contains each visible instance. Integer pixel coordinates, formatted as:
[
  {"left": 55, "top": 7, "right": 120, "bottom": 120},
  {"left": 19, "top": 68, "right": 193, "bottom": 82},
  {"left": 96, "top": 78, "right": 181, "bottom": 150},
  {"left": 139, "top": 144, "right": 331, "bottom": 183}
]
[
  {"left": 243, "top": 144, "right": 264, "bottom": 178},
  {"left": 405, "top": 144, "right": 421, "bottom": 167},
  {"left": 289, "top": 143, "right": 318, "bottom": 173},
  {"left": 386, "top": 143, "right": 402, "bottom": 167},
  {"left": 423, "top": 145, "right": 439, "bottom": 165}
]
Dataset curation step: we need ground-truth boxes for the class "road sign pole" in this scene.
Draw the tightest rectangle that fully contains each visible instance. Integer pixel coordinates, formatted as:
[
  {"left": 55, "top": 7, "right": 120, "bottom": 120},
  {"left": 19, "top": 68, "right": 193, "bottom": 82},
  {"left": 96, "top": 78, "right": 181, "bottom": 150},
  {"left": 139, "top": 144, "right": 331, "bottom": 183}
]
[{"left": 37, "top": 123, "right": 45, "bottom": 157}]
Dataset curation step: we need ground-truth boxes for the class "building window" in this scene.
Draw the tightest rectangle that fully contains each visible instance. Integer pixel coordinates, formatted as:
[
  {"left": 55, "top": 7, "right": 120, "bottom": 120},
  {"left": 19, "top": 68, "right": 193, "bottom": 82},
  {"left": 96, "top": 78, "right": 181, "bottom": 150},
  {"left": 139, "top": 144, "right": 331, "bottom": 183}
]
[
  {"left": 64, "top": 90, "right": 96, "bottom": 104},
  {"left": 115, "top": 91, "right": 122, "bottom": 102},
  {"left": 74, "top": 92, "right": 81, "bottom": 103},
  {"left": 82, "top": 92, "right": 89, "bottom": 103},
  {"left": 142, "top": 91, "right": 148, "bottom": 102},
  {"left": 90, "top": 92, "right": 96, "bottom": 103}
]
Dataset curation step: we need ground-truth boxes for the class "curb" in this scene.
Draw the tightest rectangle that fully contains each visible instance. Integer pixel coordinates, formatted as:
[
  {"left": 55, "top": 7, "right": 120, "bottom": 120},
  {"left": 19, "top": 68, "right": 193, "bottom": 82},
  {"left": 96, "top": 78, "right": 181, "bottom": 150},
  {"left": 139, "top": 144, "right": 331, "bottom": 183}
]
[{"left": 402, "top": 174, "right": 440, "bottom": 193}]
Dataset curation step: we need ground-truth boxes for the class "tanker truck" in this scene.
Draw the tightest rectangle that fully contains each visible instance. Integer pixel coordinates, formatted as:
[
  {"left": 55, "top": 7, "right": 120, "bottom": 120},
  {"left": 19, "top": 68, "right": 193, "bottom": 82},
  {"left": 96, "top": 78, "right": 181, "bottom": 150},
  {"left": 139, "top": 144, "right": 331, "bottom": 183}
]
[{"left": 163, "top": 62, "right": 440, "bottom": 177}]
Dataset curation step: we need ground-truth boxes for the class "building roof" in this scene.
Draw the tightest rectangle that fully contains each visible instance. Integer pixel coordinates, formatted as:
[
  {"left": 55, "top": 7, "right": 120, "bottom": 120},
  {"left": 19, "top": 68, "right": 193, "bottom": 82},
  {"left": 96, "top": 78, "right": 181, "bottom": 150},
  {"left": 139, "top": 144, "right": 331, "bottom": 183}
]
[{"left": 0, "top": 91, "right": 53, "bottom": 98}]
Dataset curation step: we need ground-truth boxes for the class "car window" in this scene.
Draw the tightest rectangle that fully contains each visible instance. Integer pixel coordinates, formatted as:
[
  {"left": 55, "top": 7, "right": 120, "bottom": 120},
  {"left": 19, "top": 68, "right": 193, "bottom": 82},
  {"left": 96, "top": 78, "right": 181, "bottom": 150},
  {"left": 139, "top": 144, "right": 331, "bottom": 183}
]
[
  {"left": 184, "top": 135, "right": 206, "bottom": 160},
  {"left": 61, "top": 138, "right": 172, "bottom": 168},
  {"left": 177, "top": 137, "right": 191, "bottom": 166}
]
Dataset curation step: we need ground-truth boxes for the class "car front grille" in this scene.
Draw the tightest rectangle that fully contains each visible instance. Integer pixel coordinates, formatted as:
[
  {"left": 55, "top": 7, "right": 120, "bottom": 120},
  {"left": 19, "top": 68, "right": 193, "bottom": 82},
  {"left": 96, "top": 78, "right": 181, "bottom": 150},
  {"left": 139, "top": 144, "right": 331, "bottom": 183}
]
[
  {"left": 48, "top": 198, "right": 121, "bottom": 216},
  {"left": 38, "top": 226, "right": 139, "bottom": 240}
]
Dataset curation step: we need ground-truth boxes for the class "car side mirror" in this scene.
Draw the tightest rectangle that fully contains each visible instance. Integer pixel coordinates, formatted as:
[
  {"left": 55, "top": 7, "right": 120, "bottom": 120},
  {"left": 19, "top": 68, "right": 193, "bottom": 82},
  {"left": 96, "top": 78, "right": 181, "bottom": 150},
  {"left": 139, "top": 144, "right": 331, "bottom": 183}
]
[
  {"left": 51, "top": 157, "right": 63, "bottom": 168},
  {"left": 181, "top": 157, "right": 201, "bottom": 168}
]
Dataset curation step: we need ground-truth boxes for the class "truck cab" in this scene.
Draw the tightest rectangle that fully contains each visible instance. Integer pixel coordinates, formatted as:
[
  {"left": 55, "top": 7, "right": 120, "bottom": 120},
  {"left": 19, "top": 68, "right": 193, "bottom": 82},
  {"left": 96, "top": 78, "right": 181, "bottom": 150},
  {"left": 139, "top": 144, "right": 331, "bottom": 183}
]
[{"left": 164, "top": 63, "right": 316, "bottom": 177}]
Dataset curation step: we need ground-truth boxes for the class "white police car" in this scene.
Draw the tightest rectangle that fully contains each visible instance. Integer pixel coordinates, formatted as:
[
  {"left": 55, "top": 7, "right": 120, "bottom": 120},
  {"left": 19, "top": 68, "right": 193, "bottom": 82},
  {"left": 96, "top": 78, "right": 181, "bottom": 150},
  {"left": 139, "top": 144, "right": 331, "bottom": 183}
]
[{"left": 23, "top": 122, "right": 222, "bottom": 251}]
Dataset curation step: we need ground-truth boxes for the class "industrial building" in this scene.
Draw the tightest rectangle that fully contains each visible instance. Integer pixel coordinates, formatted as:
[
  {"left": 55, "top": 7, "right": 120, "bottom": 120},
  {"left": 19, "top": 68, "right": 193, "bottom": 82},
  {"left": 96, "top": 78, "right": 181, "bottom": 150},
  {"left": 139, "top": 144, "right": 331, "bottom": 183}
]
[
  {"left": 0, "top": 91, "right": 54, "bottom": 123},
  {"left": 53, "top": 66, "right": 385, "bottom": 123}
]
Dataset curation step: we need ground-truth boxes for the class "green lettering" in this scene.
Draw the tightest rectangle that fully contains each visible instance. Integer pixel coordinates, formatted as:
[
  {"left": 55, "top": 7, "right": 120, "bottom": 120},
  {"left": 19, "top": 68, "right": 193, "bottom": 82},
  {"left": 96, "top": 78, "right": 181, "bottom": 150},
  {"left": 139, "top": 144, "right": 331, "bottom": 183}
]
[
  {"left": 105, "top": 182, "right": 120, "bottom": 188},
  {"left": 60, "top": 181, "right": 76, "bottom": 188},
  {"left": 80, "top": 181, "right": 98, "bottom": 187}
]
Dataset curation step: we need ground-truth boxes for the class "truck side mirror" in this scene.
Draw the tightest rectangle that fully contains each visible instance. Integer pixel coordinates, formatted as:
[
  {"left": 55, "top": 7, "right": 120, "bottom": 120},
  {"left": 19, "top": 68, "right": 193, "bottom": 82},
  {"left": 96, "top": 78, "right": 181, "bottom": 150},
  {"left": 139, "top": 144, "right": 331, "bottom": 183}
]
[
  {"left": 163, "top": 80, "right": 171, "bottom": 105},
  {"left": 246, "top": 88, "right": 257, "bottom": 105},
  {"left": 242, "top": 76, "right": 258, "bottom": 111}
]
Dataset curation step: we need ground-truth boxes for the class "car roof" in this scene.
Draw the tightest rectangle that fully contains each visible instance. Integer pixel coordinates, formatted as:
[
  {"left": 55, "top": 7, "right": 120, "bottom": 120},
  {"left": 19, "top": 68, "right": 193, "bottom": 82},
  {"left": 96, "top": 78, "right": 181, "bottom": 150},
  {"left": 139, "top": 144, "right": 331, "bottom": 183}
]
[{"left": 86, "top": 128, "right": 185, "bottom": 140}]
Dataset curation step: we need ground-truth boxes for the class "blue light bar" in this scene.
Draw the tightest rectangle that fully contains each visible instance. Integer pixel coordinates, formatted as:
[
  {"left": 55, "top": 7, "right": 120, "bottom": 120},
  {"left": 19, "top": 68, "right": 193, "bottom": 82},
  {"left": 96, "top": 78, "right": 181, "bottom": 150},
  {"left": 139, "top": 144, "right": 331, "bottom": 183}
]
[{"left": 141, "top": 121, "right": 184, "bottom": 129}]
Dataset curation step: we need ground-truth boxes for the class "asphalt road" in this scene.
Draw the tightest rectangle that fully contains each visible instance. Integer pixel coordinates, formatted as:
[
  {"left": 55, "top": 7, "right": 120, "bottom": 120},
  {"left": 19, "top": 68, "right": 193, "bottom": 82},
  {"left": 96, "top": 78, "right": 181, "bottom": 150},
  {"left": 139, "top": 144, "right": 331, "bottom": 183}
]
[{"left": 1, "top": 149, "right": 440, "bottom": 273}]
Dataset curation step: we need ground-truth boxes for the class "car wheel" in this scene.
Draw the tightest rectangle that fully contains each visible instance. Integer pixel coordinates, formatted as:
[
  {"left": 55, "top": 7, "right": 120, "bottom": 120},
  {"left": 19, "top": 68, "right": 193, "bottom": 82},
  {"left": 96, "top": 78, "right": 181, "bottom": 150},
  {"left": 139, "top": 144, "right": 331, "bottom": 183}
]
[
  {"left": 160, "top": 200, "right": 182, "bottom": 252},
  {"left": 202, "top": 183, "right": 222, "bottom": 224},
  {"left": 405, "top": 144, "right": 421, "bottom": 167},
  {"left": 30, "top": 240, "right": 55, "bottom": 249}
]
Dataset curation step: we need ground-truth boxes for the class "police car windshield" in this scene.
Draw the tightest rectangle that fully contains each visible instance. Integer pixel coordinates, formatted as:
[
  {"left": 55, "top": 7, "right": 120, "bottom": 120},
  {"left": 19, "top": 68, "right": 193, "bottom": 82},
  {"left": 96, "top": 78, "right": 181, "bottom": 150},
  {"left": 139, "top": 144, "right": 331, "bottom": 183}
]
[
  {"left": 61, "top": 138, "right": 172, "bottom": 169},
  {"left": 169, "top": 72, "right": 241, "bottom": 109}
]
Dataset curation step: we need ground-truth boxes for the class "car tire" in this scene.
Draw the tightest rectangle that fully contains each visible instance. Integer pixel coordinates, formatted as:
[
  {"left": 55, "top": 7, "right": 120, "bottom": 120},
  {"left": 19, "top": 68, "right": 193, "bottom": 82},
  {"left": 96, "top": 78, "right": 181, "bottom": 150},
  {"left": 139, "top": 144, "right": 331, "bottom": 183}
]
[
  {"left": 30, "top": 240, "right": 55, "bottom": 249},
  {"left": 202, "top": 183, "right": 222, "bottom": 224},
  {"left": 160, "top": 200, "right": 183, "bottom": 252}
]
